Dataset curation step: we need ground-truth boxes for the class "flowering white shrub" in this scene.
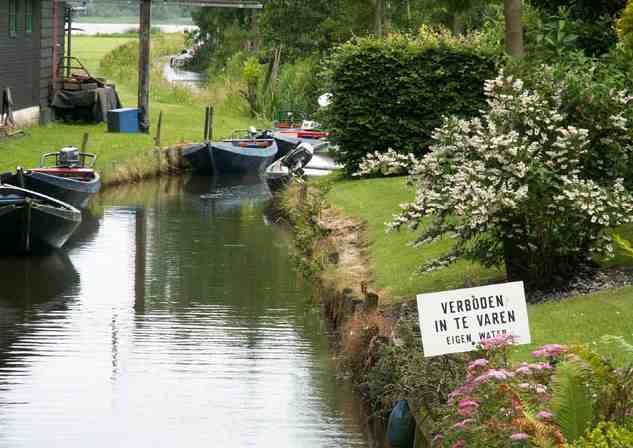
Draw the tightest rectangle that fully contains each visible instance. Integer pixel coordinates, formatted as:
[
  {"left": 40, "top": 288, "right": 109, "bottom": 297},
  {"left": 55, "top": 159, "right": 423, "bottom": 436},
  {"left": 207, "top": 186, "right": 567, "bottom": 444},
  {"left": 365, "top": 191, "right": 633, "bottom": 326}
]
[
  {"left": 388, "top": 71, "right": 633, "bottom": 286},
  {"left": 353, "top": 148, "right": 420, "bottom": 177}
]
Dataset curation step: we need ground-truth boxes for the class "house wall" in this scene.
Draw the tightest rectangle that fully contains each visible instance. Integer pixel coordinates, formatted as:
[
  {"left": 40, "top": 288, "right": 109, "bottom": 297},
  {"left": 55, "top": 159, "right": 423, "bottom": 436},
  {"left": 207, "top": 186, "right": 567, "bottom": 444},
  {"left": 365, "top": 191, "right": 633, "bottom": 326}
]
[{"left": 0, "top": 0, "right": 64, "bottom": 125}]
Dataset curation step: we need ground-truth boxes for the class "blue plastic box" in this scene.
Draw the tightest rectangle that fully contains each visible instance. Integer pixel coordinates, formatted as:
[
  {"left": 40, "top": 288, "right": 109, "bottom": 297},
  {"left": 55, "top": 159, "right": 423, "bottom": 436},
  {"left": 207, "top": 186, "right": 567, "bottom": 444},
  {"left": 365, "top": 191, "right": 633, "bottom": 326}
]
[{"left": 107, "top": 108, "right": 140, "bottom": 133}]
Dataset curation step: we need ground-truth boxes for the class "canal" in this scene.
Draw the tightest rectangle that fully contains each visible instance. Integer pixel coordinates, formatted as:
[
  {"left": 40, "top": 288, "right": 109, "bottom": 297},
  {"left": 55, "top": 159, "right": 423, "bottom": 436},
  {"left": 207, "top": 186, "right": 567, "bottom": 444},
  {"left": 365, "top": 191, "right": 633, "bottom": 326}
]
[{"left": 0, "top": 176, "right": 382, "bottom": 447}]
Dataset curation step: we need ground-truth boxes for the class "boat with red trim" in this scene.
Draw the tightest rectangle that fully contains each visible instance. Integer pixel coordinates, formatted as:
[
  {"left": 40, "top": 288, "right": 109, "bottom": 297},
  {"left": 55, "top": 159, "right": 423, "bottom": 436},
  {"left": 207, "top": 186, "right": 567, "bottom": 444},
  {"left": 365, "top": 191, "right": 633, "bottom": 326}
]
[
  {"left": 8, "top": 147, "right": 101, "bottom": 209},
  {"left": 182, "top": 129, "right": 278, "bottom": 175}
]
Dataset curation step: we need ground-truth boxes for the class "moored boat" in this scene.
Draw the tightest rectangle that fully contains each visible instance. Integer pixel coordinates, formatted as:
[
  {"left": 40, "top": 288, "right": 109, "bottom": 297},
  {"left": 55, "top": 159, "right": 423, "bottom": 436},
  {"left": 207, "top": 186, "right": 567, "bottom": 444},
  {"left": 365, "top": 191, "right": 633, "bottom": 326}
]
[
  {"left": 8, "top": 147, "right": 101, "bottom": 209},
  {"left": 272, "top": 128, "right": 330, "bottom": 160},
  {"left": 182, "top": 130, "right": 278, "bottom": 175},
  {"left": 0, "top": 184, "right": 82, "bottom": 253}
]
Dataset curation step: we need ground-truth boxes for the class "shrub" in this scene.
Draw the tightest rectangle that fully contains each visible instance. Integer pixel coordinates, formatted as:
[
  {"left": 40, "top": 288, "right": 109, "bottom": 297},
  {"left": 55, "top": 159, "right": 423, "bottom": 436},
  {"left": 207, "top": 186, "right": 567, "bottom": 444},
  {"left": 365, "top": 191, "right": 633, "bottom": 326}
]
[
  {"left": 437, "top": 336, "right": 633, "bottom": 447},
  {"left": 388, "top": 69, "right": 633, "bottom": 288},
  {"left": 569, "top": 422, "right": 633, "bottom": 447},
  {"left": 617, "top": 0, "right": 633, "bottom": 50},
  {"left": 322, "top": 28, "right": 497, "bottom": 175}
]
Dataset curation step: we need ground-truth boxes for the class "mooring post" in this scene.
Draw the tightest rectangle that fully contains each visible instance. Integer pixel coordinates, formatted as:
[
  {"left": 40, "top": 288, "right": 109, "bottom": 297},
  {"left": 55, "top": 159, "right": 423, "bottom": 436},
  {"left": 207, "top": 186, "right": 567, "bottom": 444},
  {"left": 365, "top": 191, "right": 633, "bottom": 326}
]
[
  {"left": 208, "top": 105, "right": 214, "bottom": 141},
  {"left": 154, "top": 111, "right": 163, "bottom": 147},
  {"left": 138, "top": 0, "right": 152, "bottom": 133},
  {"left": 203, "top": 106, "right": 210, "bottom": 141},
  {"left": 80, "top": 132, "right": 89, "bottom": 151}
]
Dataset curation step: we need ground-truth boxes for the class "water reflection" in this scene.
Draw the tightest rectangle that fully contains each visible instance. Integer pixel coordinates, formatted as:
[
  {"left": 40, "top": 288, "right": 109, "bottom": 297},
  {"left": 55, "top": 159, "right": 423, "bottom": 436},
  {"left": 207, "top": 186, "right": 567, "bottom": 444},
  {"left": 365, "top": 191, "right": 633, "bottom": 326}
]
[{"left": 0, "top": 176, "right": 377, "bottom": 447}]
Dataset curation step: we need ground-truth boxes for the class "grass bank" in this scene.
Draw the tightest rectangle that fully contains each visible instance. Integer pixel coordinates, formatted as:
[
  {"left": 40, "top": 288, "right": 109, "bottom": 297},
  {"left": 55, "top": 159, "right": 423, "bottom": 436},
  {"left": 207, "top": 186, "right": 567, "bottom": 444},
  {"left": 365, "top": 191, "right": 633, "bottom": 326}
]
[
  {"left": 0, "top": 34, "right": 256, "bottom": 186},
  {"left": 276, "top": 174, "right": 633, "bottom": 427},
  {"left": 312, "top": 174, "right": 633, "bottom": 356}
]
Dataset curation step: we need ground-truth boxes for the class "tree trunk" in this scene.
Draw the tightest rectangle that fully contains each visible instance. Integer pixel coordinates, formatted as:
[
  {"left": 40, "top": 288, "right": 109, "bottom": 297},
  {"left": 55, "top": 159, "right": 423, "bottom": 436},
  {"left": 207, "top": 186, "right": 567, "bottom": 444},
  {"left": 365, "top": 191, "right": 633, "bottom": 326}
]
[
  {"left": 451, "top": 12, "right": 465, "bottom": 36},
  {"left": 504, "top": 0, "right": 524, "bottom": 58},
  {"left": 371, "top": 0, "right": 384, "bottom": 37}
]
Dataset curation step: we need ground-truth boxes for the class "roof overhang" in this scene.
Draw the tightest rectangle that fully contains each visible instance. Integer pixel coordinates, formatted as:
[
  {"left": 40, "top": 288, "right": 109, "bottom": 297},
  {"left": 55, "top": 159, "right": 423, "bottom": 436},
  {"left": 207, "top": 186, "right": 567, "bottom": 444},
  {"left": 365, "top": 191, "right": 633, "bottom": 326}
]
[{"left": 64, "top": 0, "right": 263, "bottom": 8}]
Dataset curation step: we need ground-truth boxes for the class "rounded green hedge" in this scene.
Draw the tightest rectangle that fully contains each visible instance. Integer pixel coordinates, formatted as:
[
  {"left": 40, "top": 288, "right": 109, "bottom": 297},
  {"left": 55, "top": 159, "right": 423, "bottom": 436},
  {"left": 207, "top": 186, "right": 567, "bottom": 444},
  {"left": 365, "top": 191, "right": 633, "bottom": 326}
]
[{"left": 322, "top": 32, "right": 497, "bottom": 174}]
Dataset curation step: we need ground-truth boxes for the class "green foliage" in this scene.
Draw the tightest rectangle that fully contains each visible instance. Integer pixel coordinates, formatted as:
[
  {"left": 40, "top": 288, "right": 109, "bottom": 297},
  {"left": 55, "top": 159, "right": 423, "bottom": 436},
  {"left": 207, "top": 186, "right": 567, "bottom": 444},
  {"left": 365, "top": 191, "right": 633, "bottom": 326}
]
[
  {"left": 617, "top": 0, "right": 633, "bottom": 50},
  {"left": 529, "top": 0, "right": 627, "bottom": 56},
  {"left": 322, "top": 31, "right": 497, "bottom": 174},
  {"left": 507, "top": 52, "right": 633, "bottom": 187},
  {"left": 260, "top": 55, "right": 323, "bottom": 119},
  {"left": 551, "top": 360, "right": 594, "bottom": 442},
  {"left": 568, "top": 422, "right": 633, "bottom": 448},
  {"left": 361, "top": 319, "right": 467, "bottom": 423}
]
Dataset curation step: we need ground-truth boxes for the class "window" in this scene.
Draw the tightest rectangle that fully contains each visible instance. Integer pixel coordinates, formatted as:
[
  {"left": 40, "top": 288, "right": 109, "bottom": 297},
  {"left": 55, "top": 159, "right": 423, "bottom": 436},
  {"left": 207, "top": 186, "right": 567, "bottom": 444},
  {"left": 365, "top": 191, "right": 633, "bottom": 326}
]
[
  {"left": 9, "top": 0, "right": 17, "bottom": 37},
  {"left": 26, "top": 0, "right": 33, "bottom": 34}
]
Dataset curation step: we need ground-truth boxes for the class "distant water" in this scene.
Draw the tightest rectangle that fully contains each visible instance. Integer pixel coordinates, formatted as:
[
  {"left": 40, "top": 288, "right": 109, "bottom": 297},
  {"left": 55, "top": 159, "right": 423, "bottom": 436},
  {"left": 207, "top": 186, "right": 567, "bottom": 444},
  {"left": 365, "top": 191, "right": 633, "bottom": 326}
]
[
  {"left": 73, "top": 23, "right": 198, "bottom": 35},
  {"left": 0, "top": 176, "right": 384, "bottom": 448}
]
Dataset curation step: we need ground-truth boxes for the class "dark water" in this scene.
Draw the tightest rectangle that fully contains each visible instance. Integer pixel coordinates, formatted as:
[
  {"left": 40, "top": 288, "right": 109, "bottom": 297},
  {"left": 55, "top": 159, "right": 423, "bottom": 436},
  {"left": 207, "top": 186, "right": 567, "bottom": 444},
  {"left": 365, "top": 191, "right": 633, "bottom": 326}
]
[{"left": 0, "top": 175, "right": 383, "bottom": 448}]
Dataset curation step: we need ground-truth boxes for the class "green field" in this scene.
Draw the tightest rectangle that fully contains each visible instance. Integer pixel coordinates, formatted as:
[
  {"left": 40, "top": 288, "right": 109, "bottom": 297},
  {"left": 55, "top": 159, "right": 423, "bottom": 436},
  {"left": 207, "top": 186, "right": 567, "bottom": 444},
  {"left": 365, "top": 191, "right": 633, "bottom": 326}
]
[{"left": 0, "top": 35, "right": 254, "bottom": 183}]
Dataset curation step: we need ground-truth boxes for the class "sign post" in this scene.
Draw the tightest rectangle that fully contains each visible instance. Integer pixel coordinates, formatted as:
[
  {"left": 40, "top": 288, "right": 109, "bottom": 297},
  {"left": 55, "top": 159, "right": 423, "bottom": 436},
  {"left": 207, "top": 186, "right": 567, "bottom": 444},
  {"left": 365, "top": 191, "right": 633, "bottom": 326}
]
[{"left": 417, "top": 281, "right": 531, "bottom": 357}]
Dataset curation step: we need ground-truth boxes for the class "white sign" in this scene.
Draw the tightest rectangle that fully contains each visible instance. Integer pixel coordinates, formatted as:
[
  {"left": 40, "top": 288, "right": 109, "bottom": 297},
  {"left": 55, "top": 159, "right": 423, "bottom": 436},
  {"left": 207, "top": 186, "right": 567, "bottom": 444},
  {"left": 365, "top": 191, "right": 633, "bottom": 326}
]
[{"left": 417, "top": 281, "right": 531, "bottom": 357}]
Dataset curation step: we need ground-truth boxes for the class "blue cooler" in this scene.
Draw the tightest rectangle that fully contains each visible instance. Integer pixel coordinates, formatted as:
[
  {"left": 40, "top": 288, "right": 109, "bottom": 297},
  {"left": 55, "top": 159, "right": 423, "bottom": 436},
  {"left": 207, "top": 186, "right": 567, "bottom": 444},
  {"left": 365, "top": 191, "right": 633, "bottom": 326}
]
[{"left": 107, "top": 108, "right": 140, "bottom": 133}]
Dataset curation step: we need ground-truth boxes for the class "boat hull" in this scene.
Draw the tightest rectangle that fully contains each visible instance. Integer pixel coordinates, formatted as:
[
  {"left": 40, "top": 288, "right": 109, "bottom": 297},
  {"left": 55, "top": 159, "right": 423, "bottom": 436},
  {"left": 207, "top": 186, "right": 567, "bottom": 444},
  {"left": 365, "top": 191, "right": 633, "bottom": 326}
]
[
  {"left": 182, "top": 143, "right": 213, "bottom": 175},
  {"left": 182, "top": 142, "right": 277, "bottom": 175},
  {"left": 22, "top": 170, "right": 101, "bottom": 209},
  {"left": 0, "top": 186, "right": 82, "bottom": 253}
]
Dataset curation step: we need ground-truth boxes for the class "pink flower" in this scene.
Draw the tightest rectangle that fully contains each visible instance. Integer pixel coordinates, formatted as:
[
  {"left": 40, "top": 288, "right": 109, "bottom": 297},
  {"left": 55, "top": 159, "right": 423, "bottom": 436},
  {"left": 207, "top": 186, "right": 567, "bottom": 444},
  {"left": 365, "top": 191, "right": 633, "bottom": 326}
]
[
  {"left": 531, "top": 344, "right": 567, "bottom": 358},
  {"left": 458, "top": 399, "right": 479, "bottom": 417},
  {"left": 535, "top": 384, "right": 547, "bottom": 394},
  {"left": 468, "top": 358, "right": 489, "bottom": 371},
  {"left": 510, "top": 432, "right": 529, "bottom": 441},
  {"left": 475, "top": 368, "right": 515, "bottom": 383},
  {"left": 517, "top": 382, "right": 530, "bottom": 390},
  {"left": 514, "top": 363, "right": 531, "bottom": 375},
  {"left": 537, "top": 410, "right": 553, "bottom": 420},
  {"left": 533, "top": 362, "right": 553, "bottom": 371},
  {"left": 451, "top": 440, "right": 465, "bottom": 448},
  {"left": 480, "top": 334, "right": 515, "bottom": 350},
  {"left": 515, "top": 362, "right": 553, "bottom": 375},
  {"left": 452, "top": 418, "right": 474, "bottom": 429}
]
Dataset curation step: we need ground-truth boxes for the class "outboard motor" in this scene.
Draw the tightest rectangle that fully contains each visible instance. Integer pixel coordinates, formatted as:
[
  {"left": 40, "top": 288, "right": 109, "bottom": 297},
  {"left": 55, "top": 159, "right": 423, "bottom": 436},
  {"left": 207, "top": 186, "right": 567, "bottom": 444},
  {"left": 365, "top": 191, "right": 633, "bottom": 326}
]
[
  {"left": 58, "top": 147, "right": 81, "bottom": 167},
  {"left": 283, "top": 142, "right": 314, "bottom": 174}
]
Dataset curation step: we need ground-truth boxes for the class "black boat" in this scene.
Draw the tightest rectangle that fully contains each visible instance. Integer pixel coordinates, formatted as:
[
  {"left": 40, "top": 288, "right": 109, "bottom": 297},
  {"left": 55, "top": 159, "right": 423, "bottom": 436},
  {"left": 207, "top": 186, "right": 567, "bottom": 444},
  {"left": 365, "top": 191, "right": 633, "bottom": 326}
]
[
  {"left": 9, "top": 147, "right": 101, "bottom": 209},
  {"left": 272, "top": 128, "right": 330, "bottom": 160},
  {"left": 0, "top": 184, "right": 82, "bottom": 253},
  {"left": 182, "top": 130, "right": 278, "bottom": 175}
]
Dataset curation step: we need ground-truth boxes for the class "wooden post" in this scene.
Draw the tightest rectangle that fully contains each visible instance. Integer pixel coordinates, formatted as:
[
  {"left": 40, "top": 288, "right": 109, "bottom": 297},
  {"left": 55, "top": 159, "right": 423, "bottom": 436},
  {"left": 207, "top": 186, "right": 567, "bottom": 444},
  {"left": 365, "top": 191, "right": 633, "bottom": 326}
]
[
  {"left": 203, "top": 106, "right": 210, "bottom": 141},
  {"left": 208, "top": 105, "right": 214, "bottom": 141},
  {"left": 154, "top": 111, "right": 163, "bottom": 147},
  {"left": 66, "top": 6, "right": 72, "bottom": 78},
  {"left": 138, "top": 0, "right": 152, "bottom": 133},
  {"left": 80, "top": 132, "right": 89, "bottom": 151}
]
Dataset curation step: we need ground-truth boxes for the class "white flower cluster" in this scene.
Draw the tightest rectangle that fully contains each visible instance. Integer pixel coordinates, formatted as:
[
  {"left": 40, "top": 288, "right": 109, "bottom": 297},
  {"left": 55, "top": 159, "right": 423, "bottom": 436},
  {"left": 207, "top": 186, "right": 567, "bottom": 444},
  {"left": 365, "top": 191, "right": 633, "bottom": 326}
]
[
  {"left": 354, "top": 148, "right": 420, "bottom": 177},
  {"left": 386, "top": 71, "right": 633, "bottom": 280}
]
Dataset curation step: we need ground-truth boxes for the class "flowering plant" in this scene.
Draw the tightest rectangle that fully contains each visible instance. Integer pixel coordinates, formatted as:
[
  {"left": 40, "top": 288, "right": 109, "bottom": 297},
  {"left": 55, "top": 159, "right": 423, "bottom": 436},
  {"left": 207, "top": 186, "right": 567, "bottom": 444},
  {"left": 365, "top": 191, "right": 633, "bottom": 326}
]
[
  {"left": 354, "top": 148, "right": 419, "bottom": 177},
  {"left": 387, "top": 70, "right": 633, "bottom": 287},
  {"left": 437, "top": 338, "right": 568, "bottom": 448}
]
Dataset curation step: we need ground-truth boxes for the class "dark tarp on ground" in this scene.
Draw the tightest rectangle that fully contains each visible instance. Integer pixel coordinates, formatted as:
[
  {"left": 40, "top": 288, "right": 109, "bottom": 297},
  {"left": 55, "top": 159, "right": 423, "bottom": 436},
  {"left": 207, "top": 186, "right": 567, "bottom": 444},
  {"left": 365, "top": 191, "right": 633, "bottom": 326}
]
[{"left": 51, "top": 87, "right": 121, "bottom": 123}]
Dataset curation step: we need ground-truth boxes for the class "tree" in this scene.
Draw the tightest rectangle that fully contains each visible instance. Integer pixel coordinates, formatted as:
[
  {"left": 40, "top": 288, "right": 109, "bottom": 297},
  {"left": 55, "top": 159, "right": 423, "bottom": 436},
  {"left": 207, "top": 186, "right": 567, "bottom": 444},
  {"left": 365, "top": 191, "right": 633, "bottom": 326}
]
[{"left": 504, "top": 0, "right": 524, "bottom": 57}]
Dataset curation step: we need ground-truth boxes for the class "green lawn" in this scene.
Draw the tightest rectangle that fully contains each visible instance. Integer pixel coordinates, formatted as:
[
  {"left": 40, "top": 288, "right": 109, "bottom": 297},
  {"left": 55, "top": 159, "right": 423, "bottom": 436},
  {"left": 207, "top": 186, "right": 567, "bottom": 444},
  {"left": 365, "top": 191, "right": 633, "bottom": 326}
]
[
  {"left": 321, "top": 174, "right": 633, "bottom": 356},
  {"left": 515, "top": 286, "right": 633, "bottom": 359},
  {"left": 0, "top": 35, "right": 255, "bottom": 182},
  {"left": 323, "top": 175, "right": 503, "bottom": 300}
]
